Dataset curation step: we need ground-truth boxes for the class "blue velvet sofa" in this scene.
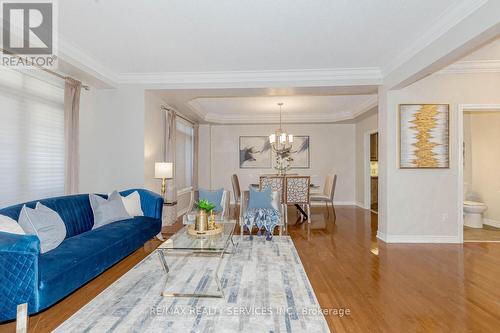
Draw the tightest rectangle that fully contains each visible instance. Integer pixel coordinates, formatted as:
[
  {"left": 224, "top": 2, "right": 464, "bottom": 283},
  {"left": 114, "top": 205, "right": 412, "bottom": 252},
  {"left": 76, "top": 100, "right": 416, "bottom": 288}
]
[{"left": 0, "top": 189, "right": 163, "bottom": 322}]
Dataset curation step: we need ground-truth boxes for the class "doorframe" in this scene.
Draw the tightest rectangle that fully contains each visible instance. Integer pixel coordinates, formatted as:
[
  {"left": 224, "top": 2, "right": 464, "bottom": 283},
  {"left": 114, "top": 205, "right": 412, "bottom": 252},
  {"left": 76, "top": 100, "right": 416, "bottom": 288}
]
[
  {"left": 457, "top": 104, "right": 500, "bottom": 243},
  {"left": 364, "top": 129, "right": 378, "bottom": 211}
]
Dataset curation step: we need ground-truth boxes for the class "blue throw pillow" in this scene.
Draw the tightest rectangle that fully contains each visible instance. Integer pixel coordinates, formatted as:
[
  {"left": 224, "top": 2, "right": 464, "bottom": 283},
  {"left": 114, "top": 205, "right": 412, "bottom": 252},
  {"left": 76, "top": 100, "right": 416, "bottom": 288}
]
[
  {"left": 248, "top": 187, "right": 274, "bottom": 210},
  {"left": 199, "top": 188, "right": 224, "bottom": 212}
]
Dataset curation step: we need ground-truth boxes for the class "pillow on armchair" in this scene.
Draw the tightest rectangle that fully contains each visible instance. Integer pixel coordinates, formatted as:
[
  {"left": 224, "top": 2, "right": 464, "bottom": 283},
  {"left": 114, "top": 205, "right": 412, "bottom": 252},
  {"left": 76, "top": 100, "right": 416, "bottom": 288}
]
[
  {"left": 248, "top": 187, "right": 274, "bottom": 210},
  {"left": 198, "top": 188, "right": 224, "bottom": 212}
]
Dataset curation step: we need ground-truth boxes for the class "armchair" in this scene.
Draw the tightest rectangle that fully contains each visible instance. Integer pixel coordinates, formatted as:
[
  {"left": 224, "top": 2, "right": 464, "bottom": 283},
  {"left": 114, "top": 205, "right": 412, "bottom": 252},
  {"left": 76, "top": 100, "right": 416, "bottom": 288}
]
[
  {"left": 182, "top": 189, "right": 231, "bottom": 224},
  {"left": 239, "top": 190, "right": 285, "bottom": 237}
]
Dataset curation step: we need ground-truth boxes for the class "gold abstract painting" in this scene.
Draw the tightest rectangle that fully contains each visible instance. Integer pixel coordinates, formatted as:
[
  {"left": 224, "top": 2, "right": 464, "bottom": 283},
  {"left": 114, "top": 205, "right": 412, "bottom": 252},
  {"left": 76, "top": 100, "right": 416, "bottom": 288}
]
[{"left": 399, "top": 104, "right": 449, "bottom": 168}]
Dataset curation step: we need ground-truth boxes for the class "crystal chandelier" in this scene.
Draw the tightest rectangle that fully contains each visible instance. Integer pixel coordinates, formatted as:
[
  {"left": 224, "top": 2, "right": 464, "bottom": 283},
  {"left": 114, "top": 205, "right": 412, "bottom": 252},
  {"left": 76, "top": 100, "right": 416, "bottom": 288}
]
[{"left": 269, "top": 102, "right": 293, "bottom": 153}]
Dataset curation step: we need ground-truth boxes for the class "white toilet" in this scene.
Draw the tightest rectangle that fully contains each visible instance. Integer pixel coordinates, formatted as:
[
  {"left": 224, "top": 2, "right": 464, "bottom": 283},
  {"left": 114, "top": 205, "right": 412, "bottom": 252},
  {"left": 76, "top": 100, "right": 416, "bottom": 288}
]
[{"left": 463, "top": 201, "right": 487, "bottom": 228}]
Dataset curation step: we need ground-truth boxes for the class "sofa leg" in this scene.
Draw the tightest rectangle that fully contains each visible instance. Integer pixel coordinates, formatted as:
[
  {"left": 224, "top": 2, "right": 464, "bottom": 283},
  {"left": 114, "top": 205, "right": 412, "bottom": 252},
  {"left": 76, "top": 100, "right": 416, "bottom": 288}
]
[{"left": 16, "top": 303, "right": 28, "bottom": 333}]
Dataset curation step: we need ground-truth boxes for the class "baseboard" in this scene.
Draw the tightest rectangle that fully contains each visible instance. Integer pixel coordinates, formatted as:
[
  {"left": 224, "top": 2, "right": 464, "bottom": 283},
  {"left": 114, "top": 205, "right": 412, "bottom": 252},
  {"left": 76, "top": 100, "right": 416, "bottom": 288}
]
[
  {"left": 310, "top": 201, "right": 357, "bottom": 206},
  {"left": 483, "top": 218, "right": 500, "bottom": 229},
  {"left": 377, "top": 231, "right": 461, "bottom": 244}
]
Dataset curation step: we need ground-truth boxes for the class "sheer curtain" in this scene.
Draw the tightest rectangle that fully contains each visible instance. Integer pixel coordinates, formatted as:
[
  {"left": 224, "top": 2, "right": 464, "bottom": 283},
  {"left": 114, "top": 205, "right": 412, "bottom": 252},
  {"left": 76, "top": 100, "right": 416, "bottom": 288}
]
[
  {"left": 175, "top": 117, "right": 194, "bottom": 192},
  {"left": 0, "top": 68, "right": 65, "bottom": 208},
  {"left": 165, "top": 109, "right": 177, "bottom": 203}
]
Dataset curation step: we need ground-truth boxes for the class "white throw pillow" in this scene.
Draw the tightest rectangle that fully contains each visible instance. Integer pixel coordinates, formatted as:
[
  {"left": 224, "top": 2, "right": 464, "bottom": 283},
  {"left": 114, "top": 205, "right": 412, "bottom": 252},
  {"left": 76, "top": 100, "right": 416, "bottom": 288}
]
[
  {"left": 18, "top": 203, "right": 67, "bottom": 253},
  {"left": 0, "top": 214, "right": 25, "bottom": 235},
  {"left": 121, "top": 191, "right": 144, "bottom": 217}
]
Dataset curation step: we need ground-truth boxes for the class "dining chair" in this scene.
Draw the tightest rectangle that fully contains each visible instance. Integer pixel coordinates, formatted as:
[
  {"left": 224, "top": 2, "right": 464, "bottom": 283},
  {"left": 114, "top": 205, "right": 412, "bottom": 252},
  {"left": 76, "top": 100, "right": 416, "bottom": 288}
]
[
  {"left": 231, "top": 174, "right": 241, "bottom": 216},
  {"left": 260, "top": 175, "right": 287, "bottom": 227},
  {"left": 182, "top": 189, "right": 231, "bottom": 224},
  {"left": 239, "top": 190, "right": 285, "bottom": 237},
  {"left": 259, "top": 176, "right": 285, "bottom": 203},
  {"left": 310, "top": 174, "right": 337, "bottom": 219},
  {"left": 285, "top": 176, "right": 311, "bottom": 223}
]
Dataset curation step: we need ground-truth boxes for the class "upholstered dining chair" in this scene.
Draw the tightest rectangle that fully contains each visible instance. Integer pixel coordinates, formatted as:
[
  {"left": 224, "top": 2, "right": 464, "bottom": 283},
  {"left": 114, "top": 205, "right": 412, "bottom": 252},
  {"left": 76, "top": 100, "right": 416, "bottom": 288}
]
[
  {"left": 231, "top": 174, "right": 241, "bottom": 216},
  {"left": 285, "top": 176, "right": 311, "bottom": 223},
  {"left": 239, "top": 190, "right": 285, "bottom": 237},
  {"left": 182, "top": 189, "right": 231, "bottom": 224},
  {"left": 310, "top": 174, "right": 337, "bottom": 218}
]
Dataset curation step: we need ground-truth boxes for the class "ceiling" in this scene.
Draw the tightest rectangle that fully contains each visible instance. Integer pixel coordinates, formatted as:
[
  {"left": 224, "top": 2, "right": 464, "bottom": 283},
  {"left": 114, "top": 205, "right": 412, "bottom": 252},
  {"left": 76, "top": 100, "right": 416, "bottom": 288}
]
[
  {"left": 59, "top": 0, "right": 462, "bottom": 75},
  {"left": 153, "top": 86, "right": 377, "bottom": 124},
  {"left": 57, "top": 1, "right": 499, "bottom": 124},
  {"left": 188, "top": 95, "right": 376, "bottom": 123}
]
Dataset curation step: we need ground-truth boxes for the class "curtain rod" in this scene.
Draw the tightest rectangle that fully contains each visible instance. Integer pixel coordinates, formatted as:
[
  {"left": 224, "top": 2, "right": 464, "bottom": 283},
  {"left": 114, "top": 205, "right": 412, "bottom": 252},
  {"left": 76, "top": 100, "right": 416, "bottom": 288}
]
[
  {"left": 161, "top": 106, "right": 195, "bottom": 125},
  {"left": 1, "top": 48, "right": 90, "bottom": 90}
]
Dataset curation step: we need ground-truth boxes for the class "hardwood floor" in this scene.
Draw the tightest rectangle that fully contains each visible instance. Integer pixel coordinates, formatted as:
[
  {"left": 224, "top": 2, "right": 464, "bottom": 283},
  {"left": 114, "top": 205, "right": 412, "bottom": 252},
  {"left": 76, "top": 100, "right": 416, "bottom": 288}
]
[{"left": 2, "top": 206, "right": 500, "bottom": 332}]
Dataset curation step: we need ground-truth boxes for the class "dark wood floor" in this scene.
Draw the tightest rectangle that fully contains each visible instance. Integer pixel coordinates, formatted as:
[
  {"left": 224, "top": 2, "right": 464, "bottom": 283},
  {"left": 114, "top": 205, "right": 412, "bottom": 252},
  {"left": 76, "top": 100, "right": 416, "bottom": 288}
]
[{"left": 2, "top": 206, "right": 500, "bottom": 332}]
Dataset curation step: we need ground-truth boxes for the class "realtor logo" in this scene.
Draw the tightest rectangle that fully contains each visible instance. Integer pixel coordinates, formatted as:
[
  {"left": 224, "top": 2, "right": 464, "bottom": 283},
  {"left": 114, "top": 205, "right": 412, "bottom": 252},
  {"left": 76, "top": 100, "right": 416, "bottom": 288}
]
[{"left": 1, "top": 0, "right": 57, "bottom": 67}]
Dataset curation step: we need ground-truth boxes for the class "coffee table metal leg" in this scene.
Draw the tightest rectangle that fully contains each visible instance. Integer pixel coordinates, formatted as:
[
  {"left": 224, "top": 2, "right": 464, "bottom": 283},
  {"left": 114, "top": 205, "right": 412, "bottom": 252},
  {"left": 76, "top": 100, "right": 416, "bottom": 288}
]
[{"left": 158, "top": 249, "right": 226, "bottom": 299}]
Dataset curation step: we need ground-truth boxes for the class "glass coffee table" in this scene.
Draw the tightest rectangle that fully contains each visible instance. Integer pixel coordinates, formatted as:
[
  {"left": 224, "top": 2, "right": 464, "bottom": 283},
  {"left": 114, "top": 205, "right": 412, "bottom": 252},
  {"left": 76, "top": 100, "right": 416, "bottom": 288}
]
[{"left": 156, "top": 221, "right": 237, "bottom": 298}]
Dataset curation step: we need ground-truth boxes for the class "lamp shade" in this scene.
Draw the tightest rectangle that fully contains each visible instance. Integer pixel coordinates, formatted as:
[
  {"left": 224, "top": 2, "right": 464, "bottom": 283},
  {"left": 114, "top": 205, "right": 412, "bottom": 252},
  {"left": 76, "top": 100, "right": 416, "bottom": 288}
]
[{"left": 155, "top": 162, "right": 173, "bottom": 179}]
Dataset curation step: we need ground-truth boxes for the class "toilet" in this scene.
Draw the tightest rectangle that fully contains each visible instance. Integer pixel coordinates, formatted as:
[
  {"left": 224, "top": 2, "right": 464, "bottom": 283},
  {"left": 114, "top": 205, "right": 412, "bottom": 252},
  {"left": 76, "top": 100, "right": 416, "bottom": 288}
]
[{"left": 463, "top": 201, "right": 487, "bottom": 228}]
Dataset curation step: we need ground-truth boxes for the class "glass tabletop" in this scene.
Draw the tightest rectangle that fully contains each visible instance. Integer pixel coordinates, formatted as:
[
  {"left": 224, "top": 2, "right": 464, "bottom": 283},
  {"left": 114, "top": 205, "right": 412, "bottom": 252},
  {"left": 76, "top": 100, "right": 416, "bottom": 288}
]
[{"left": 157, "top": 221, "right": 236, "bottom": 252}]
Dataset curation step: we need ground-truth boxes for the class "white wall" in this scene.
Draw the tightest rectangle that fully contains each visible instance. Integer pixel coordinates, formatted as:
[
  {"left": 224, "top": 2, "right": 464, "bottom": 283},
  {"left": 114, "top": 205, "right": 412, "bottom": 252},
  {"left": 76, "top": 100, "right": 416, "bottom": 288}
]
[
  {"left": 79, "top": 85, "right": 145, "bottom": 193},
  {"left": 199, "top": 123, "right": 356, "bottom": 204},
  {"left": 463, "top": 111, "right": 500, "bottom": 224},
  {"left": 354, "top": 112, "right": 378, "bottom": 207},
  {"left": 378, "top": 72, "right": 500, "bottom": 243}
]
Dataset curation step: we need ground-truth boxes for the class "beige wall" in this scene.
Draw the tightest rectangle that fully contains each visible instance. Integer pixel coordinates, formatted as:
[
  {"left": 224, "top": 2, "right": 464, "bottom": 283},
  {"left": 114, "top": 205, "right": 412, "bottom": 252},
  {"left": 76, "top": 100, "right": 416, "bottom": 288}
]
[
  {"left": 378, "top": 71, "right": 500, "bottom": 243},
  {"left": 355, "top": 112, "right": 378, "bottom": 207},
  {"left": 198, "top": 123, "right": 356, "bottom": 204},
  {"left": 79, "top": 86, "right": 145, "bottom": 193},
  {"left": 463, "top": 111, "right": 500, "bottom": 224},
  {"left": 144, "top": 91, "right": 166, "bottom": 193}
]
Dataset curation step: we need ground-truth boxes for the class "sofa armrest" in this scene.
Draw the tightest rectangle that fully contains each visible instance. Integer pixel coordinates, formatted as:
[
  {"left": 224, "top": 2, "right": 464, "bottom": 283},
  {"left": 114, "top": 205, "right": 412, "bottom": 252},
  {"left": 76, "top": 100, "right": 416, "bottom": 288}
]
[
  {"left": 0, "top": 232, "right": 40, "bottom": 322},
  {"left": 120, "top": 189, "right": 164, "bottom": 220}
]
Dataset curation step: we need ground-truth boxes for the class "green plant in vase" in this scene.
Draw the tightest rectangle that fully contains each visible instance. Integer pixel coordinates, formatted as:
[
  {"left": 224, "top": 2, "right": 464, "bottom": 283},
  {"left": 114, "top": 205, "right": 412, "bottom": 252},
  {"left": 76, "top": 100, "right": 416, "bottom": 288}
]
[
  {"left": 194, "top": 199, "right": 216, "bottom": 231},
  {"left": 195, "top": 199, "right": 216, "bottom": 213}
]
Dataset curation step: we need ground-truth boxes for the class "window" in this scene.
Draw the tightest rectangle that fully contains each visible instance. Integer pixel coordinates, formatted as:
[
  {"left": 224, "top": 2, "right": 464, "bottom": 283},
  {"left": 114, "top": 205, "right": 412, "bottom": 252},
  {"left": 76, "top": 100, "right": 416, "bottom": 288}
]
[
  {"left": 175, "top": 117, "right": 194, "bottom": 192},
  {"left": 0, "top": 68, "right": 65, "bottom": 208}
]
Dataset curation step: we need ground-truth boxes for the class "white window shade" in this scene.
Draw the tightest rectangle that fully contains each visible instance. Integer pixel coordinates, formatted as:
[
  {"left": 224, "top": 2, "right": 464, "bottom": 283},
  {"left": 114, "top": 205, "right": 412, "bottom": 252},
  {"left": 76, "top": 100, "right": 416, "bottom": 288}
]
[
  {"left": 0, "top": 68, "right": 65, "bottom": 208},
  {"left": 175, "top": 118, "right": 194, "bottom": 192}
]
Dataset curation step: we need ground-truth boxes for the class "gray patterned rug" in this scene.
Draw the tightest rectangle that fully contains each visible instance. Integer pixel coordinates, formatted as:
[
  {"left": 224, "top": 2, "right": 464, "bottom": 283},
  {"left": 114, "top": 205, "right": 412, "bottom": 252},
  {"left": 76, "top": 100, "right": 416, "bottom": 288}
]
[{"left": 55, "top": 236, "right": 330, "bottom": 333}]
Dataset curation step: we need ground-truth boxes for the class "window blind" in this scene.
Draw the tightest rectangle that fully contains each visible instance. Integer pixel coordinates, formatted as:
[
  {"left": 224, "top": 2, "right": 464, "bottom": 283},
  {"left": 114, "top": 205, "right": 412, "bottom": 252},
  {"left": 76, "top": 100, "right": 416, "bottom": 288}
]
[
  {"left": 175, "top": 117, "right": 194, "bottom": 192},
  {"left": 0, "top": 68, "right": 65, "bottom": 208}
]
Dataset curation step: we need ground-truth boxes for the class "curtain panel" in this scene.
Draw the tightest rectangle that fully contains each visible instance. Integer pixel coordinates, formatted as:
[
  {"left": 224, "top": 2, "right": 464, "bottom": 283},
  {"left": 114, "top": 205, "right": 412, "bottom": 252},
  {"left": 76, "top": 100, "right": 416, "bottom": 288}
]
[
  {"left": 64, "top": 78, "right": 82, "bottom": 195},
  {"left": 165, "top": 109, "right": 177, "bottom": 203}
]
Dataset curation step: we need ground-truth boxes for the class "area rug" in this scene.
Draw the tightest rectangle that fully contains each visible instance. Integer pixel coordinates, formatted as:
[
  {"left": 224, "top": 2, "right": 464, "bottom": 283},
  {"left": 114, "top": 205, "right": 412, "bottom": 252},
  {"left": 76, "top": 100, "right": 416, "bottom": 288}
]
[{"left": 55, "top": 236, "right": 330, "bottom": 333}]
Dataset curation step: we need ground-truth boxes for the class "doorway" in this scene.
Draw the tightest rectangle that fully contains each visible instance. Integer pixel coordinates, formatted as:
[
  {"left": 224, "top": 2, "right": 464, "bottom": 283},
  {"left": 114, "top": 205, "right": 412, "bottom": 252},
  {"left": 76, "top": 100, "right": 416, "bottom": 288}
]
[
  {"left": 458, "top": 104, "right": 500, "bottom": 243},
  {"left": 369, "top": 132, "right": 378, "bottom": 213}
]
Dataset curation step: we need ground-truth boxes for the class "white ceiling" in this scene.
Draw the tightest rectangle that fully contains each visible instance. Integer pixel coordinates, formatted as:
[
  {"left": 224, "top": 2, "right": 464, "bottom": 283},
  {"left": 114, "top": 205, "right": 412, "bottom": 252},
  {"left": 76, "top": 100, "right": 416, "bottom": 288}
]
[
  {"left": 59, "top": 0, "right": 462, "bottom": 74},
  {"left": 188, "top": 95, "right": 376, "bottom": 123}
]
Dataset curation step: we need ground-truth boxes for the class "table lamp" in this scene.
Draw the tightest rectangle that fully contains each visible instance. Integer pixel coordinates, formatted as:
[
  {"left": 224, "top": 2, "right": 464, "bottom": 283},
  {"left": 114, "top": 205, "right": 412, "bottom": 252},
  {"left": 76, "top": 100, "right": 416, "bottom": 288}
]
[{"left": 155, "top": 162, "right": 173, "bottom": 199}]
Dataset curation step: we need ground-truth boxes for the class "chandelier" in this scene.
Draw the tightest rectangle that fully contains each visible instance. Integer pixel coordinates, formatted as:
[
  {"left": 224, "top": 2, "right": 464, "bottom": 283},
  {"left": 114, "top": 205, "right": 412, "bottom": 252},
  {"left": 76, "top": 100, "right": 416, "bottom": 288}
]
[
  {"left": 269, "top": 102, "right": 293, "bottom": 153},
  {"left": 269, "top": 103, "right": 294, "bottom": 175}
]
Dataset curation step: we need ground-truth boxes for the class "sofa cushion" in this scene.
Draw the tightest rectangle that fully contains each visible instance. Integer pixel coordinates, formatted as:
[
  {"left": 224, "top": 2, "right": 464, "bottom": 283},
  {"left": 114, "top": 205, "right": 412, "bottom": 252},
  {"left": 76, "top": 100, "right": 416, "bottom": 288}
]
[
  {"left": 18, "top": 203, "right": 67, "bottom": 254},
  {"left": 37, "top": 216, "right": 161, "bottom": 309},
  {"left": 90, "top": 191, "right": 130, "bottom": 230},
  {"left": 0, "top": 194, "right": 95, "bottom": 239}
]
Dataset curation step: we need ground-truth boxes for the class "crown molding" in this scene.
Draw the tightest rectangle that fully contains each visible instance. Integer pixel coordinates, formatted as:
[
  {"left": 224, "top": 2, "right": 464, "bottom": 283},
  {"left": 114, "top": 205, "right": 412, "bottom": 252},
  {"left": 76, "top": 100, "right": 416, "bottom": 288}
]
[
  {"left": 202, "top": 111, "right": 354, "bottom": 124},
  {"left": 57, "top": 38, "right": 119, "bottom": 87},
  {"left": 188, "top": 95, "right": 378, "bottom": 124},
  {"left": 382, "top": 0, "right": 488, "bottom": 76},
  {"left": 438, "top": 60, "right": 500, "bottom": 74},
  {"left": 116, "top": 68, "right": 383, "bottom": 88}
]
